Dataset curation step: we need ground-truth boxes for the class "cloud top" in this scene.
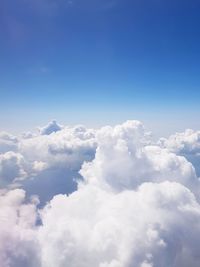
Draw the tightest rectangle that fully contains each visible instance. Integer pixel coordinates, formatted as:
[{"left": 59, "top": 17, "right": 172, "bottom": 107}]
[
  {"left": 0, "top": 120, "right": 200, "bottom": 267},
  {"left": 39, "top": 120, "right": 63, "bottom": 135}
]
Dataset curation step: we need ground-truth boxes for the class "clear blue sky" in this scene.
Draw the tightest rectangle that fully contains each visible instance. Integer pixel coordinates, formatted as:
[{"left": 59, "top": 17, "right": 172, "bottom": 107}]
[{"left": 1, "top": 0, "right": 200, "bottom": 136}]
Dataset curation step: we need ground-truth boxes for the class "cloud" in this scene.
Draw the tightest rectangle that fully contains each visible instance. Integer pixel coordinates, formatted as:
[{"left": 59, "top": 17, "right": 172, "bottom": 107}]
[
  {"left": 0, "top": 152, "right": 27, "bottom": 187},
  {"left": 159, "top": 129, "right": 200, "bottom": 176},
  {"left": 0, "top": 120, "right": 200, "bottom": 266},
  {"left": 0, "top": 121, "right": 97, "bottom": 204},
  {"left": 38, "top": 181, "right": 200, "bottom": 267},
  {"left": 0, "top": 132, "right": 18, "bottom": 153},
  {"left": 21, "top": 123, "right": 97, "bottom": 203},
  {"left": 0, "top": 189, "right": 40, "bottom": 267},
  {"left": 39, "top": 120, "right": 63, "bottom": 135},
  {"left": 81, "top": 121, "right": 198, "bottom": 195}
]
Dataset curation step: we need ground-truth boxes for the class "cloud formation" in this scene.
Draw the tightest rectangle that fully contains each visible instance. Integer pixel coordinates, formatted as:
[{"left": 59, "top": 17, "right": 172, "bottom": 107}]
[
  {"left": 0, "top": 120, "right": 200, "bottom": 267},
  {"left": 39, "top": 181, "right": 200, "bottom": 267},
  {"left": 39, "top": 120, "right": 63, "bottom": 135},
  {"left": 159, "top": 129, "right": 200, "bottom": 176},
  {"left": 0, "top": 152, "right": 27, "bottom": 187},
  {"left": 0, "top": 189, "right": 40, "bottom": 267},
  {"left": 0, "top": 121, "right": 96, "bottom": 203}
]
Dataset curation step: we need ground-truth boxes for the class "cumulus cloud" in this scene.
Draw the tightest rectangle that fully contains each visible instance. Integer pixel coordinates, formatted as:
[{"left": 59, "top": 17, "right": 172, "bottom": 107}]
[
  {"left": 39, "top": 120, "right": 63, "bottom": 135},
  {"left": 0, "top": 152, "right": 27, "bottom": 187},
  {"left": 38, "top": 181, "right": 200, "bottom": 267},
  {"left": 159, "top": 129, "right": 200, "bottom": 176},
  {"left": 81, "top": 121, "right": 198, "bottom": 195},
  {"left": 0, "top": 120, "right": 200, "bottom": 267},
  {"left": 0, "top": 189, "right": 40, "bottom": 267},
  {"left": 0, "top": 122, "right": 97, "bottom": 204},
  {"left": 0, "top": 132, "right": 18, "bottom": 153}
]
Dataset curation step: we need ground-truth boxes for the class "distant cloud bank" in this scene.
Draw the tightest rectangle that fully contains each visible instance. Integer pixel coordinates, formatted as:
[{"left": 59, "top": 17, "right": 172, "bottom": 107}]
[{"left": 1, "top": 120, "right": 200, "bottom": 267}]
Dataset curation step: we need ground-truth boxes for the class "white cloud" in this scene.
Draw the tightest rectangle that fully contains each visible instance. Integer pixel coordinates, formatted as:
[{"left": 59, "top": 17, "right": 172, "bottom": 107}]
[
  {"left": 32, "top": 161, "right": 48, "bottom": 172},
  {"left": 0, "top": 122, "right": 97, "bottom": 203},
  {"left": 0, "top": 120, "right": 200, "bottom": 267},
  {"left": 39, "top": 120, "right": 63, "bottom": 135},
  {"left": 81, "top": 121, "right": 198, "bottom": 195},
  {"left": 159, "top": 129, "right": 200, "bottom": 176},
  {"left": 0, "top": 152, "right": 27, "bottom": 187},
  {"left": 38, "top": 181, "right": 200, "bottom": 267},
  {"left": 0, "top": 132, "right": 18, "bottom": 153},
  {"left": 159, "top": 129, "right": 200, "bottom": 155},
  {"left": 0, "top": 189, "right": 40, "bottom": 267}
]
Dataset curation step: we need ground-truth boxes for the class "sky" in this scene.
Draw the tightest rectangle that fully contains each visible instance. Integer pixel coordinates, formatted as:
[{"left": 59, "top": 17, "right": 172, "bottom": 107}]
[
  {"left": 1, "top": 0, "right": 200, "bottom": 136},
  {"left": 2, "top": 2, "right": 200, "bottom": 265}
]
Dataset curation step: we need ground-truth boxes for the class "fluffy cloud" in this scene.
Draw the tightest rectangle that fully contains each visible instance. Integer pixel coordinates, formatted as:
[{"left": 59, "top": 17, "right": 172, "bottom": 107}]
[
  {"left": 39, "top": 120, "right": 63, "bottom": 135},
  {"left": 20, "top": 123, "right": 96, "bottom": 203},
  {"left": 0, "top": 120, "right": 200, "bottom": 267},
  {"left": 0, "top": 152, "right": 27, "bottom": 187},
  {"left": 38, "top": 181, "right": 200, "bottom": 267},
  {"left": 159, "top": 129, "right": 200, "bottom": 176},
  {"left": 0, "top": 189, "right": 40, "bottom": 267},
  {"left": 81, "top": 121, "right": 198, "bottom": 194},
  {"left": 0, "top": 132, "right": 18, "bottom": 153},
  {"left": 0, "top": 121, "right": 97, "bottom": 204}
]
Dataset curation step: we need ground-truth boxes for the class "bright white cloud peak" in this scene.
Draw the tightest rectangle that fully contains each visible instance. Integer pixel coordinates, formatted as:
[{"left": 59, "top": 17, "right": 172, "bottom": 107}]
[{"left": 1, "top": 120, "right": 200, "bottom": 267}]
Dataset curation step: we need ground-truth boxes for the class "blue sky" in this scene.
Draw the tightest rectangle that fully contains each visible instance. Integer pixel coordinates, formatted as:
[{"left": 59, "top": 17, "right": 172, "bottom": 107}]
[{"left": 1, "top": 0, "right": 200, "bottom": 136}]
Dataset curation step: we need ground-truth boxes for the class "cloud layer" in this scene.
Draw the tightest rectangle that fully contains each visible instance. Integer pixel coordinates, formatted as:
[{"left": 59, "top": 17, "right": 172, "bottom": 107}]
[{"left": 0, "top": 120, "right": 200, "bottom": 267}]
